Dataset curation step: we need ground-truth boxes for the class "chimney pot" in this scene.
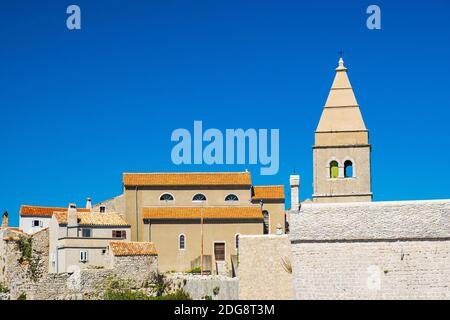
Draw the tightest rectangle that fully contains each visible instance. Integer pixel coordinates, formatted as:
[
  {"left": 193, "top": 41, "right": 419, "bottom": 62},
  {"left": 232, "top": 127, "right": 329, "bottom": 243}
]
[
  {"left": 2, "top": 211, "right": 8, "bottom": 228},
  {"left": 290, "top": 175, "right": 300, "bottom": 214},
  {"left": 86, "top": 197, "right": 92, "bottom": 210}
]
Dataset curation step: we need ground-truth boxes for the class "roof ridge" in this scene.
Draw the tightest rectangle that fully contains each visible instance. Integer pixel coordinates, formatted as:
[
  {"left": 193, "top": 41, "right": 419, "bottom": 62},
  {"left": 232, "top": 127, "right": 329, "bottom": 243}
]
[{"left": 123, "top": 171, "right": 249, "bottom": 175}]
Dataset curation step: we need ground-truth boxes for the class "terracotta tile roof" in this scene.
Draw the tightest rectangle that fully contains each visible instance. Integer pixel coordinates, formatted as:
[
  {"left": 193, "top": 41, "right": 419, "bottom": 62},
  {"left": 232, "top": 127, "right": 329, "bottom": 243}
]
[
  {"left": 7, "top": 227, "right": 24, "bottom": 234},
  {"left": 123, "top": 172, "right": 252, "bottom": 186},
  {"left": 109, "top": 241, "right": 157, "bottom": 256},
  {"left": 142, "top": 206, "right": 263, "bottom": 220},
  {"left": 54, "top": 211, "right": 130, "bottom": 227},
  {"left": 252, "top": 185, "right": 285, "bottom": 200},
  {"left": 20, "top": 205, "right": 90, "bottom": 217}
]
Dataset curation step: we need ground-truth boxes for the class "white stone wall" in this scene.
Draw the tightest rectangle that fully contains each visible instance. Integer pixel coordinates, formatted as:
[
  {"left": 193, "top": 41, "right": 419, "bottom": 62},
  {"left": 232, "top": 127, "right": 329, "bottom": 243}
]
[
  {"left": 290, "top": 200, "right": 450, "bottom": 241},
  {"left": 290, "top": 199, "right": 450, "bottom": 300},
  {"left": 292, "top": 240, "right": 450, "bottom": 299},
  {"left": 111, "top": 255, "right": 158, "bottom": 281},
  {"left": 19, "top": 217, "right": 51, "bottom": 235},
  {"left": 238, "top": 235, "right": 294, "bottom": 300},
  {"left": 168, "top": 273, "right": 238, "bottom": 300}
]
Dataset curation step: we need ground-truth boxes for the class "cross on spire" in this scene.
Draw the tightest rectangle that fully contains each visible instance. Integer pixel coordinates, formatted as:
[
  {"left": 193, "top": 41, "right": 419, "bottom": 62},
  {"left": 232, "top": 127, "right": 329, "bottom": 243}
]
[{"left": 338, "top": 49, "right": 344, "bottom": 59}]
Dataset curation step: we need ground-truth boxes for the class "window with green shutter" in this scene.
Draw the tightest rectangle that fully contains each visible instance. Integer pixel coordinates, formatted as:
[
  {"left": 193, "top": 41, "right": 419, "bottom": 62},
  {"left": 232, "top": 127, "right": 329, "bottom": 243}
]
[{"left": 330, "top": 161, "right": 339, "bottom": 178}]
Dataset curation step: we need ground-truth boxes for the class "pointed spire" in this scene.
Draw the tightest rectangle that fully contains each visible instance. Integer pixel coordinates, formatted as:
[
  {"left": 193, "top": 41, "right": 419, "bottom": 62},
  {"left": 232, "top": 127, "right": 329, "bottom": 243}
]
[{"left": 315, "top": 58, "right": 368, "bottom": 140}]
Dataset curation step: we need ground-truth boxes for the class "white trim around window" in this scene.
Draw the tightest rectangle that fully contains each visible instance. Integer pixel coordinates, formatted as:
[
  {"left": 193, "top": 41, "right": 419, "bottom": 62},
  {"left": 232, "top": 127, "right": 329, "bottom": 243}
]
[
  {"left": 192, "top": 193, "right": 207, "bottom": 202},
  {"left": 159, "top": 192, "right": 175, "bottom": 202},
  {"left": 178, "top": 233, "right": 186, "bottom": 250},
  {"left": 79, "top": 250, "right": 88, "bottom": 263}
]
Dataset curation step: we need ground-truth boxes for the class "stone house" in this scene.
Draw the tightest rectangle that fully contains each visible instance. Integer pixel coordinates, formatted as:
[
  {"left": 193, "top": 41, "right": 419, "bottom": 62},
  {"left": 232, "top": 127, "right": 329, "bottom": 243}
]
[
  {"left": 106, "top": 241, "right": 158, "bottom": 281},
  {"left": 48, "top": 204, "right": 132, "bottom": 273}
]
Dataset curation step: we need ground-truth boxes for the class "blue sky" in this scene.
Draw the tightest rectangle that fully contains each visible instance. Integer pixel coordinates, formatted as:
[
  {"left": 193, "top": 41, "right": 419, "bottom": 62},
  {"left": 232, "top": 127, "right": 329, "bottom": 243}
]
[{"left": 1, "top": 1, "right": 449, "bottom": 226}]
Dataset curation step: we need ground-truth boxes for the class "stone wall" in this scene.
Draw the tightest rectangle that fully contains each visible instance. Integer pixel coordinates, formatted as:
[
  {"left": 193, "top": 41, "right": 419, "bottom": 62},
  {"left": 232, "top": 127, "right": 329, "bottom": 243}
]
[
  {"left": 168, "top": 273, "right": 238, "bottom": 300},
  {"left": 25, "top": 269, "right": 115, "bottom": 300},
  {"left": 290, "top": 199, "right": 450, "bottom": 300},
  {"left": 292, "top": 240, "right": 450, "bottom": 299},
  {"left": 290, "top": 200, "right": 450, "bottom": 241},
  {"left": 238, "top": 235, "right": 294, "bottom": 300},
  {"left": 110, "top": 255, "right": 158, "bottom": 282},
  {"left": 0, "top": 228, "right": 50, "bottom": 299}
]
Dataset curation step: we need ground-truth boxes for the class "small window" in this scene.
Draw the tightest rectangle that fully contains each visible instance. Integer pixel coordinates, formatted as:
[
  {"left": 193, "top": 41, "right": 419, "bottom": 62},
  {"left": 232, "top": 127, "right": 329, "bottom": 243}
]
[
  {"left": 179, "top": 234, "right": 186, "bottom": 250},
  {"left": 112, "top": 230, "right": 126, "bottom": 239},
  {"left": 160, "top": 193, "right": 174, "bottom": 201},
  {"left": 263, "top": 211, "right": 269, "bottom": 234},
  {"left": 235, "top": 234, "right": 240, "bottom": 250},
  {"left": 79, "top": 251, "right": 88, "bottom": 262},
  {"left": 32, "top": 220, "right": 42, "bottom": 227},
  {"left": 192, "top": 194, "right": 206, "bottom": 202},
  {"left": 225, "top": 194, "right": 239, "bottom": 202},
  {"left": 330, "top": 160, "right": 339, "bottom": 178},
  {"left": 81, "top": 228, "right": 92, "bottom": 238},
  {"left": 99, "top": 206, "right": 106, "bottom": 213},
  {"left": 102, "top": 249, "right": 106, "bottom": 255},
  {"left": 344, "top": 160, "right": 353, "bottom": 178}
]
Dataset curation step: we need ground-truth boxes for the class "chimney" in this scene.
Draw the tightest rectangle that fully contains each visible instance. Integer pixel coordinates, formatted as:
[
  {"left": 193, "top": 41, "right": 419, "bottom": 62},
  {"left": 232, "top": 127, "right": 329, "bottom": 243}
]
[
  {"left": 290, "top": 175, "right": 300, "bottom": 213},
  {"left": 86, "top": 197, "right": 92, "bottom": 210},
  {"left": 68, "top": 203, "right": 77, "bottom": 227},
  {"left": 2, "top": 211, "right": 8, "bottom": 228}
]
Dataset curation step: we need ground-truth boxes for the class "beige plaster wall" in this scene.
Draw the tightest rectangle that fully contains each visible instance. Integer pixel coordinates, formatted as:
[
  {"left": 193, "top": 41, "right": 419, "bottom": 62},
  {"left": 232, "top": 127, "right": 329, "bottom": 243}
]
[
  {"left": 146, "top": 220, "right": 263, "bottom": 272},
  {"left": 238, "top": 235, "right": 294, "bottom": 300}
]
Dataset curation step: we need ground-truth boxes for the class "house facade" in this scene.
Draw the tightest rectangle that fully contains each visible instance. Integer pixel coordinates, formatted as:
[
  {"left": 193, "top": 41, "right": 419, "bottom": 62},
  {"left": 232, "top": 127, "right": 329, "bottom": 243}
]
[
  {"left": 48, "top": 204, "right": 131, "bottom": 273},
  {"left": 120, "top": 171, "right": 285, "bottom": 274}
]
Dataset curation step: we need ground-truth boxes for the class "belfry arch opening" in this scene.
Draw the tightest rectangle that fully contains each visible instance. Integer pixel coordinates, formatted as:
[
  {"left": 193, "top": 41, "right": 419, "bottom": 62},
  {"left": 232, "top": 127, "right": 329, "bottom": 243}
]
[
  {"left": 329, "top": 161, "right": 339, "bottom": 178},
  {"left": 344, "top": 160, "right": 353, "bottom": 178}
]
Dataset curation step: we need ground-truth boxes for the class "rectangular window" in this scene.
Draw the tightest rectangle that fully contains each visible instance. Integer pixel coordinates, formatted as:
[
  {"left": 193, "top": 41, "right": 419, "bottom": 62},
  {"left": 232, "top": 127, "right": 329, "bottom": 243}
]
[
  {"left": 112, "top": 230, "right": 126, "bottom": 238},
  {"left": 81, "top": 228, "right": 92, "bottom": 238},
  {"left": 32, "top": 220, "right": 42, "bottom": 227},
  {"left": 79, "top": 250, "right": 88, "bottom": 262}
]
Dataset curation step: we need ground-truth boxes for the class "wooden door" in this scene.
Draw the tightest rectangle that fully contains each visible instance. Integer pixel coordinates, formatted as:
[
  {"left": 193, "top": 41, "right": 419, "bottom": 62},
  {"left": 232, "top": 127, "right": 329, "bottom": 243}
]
[{"left": 214, "top": 242, "right": 225, "bottom": 261}]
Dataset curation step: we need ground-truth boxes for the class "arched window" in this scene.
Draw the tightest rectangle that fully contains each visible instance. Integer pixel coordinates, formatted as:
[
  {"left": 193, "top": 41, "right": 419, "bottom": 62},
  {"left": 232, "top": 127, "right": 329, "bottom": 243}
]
[
  {"left": 329, "top": 160, "right": 339, "bottom": 178},
  {"left": 344, "top": 160, "right": 353, "bottom": 178},
  {"left": 179, "top": 234, "right": 185, "bottom": 250},
  {"left": 263, "top": 210, "right": 269, "bottom": 234},
  {"left": 160, "top": 193, "right": 174, "bottom": 201},
  {"left": 235, "top": 234, "right": 240, "bottom": 250},
  {"left": 192, "top": 193, "right": 207, "bottom": 202},
  {"left": 225, "top": 194, "right": 239, "bottom": 202}
]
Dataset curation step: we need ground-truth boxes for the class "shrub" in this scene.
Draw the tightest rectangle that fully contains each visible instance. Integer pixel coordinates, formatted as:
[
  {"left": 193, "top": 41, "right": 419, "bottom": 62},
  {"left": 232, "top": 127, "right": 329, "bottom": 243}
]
[
  {"left": 213, "top": 286, "right": 220, "bottom": 296},
  {"left": 102, "top": 276, "right": 151, "bottom": 300},
  {"left": 149, "top": 271, "right": 172, "bottom": 297},
  {"left": 151, "top": 289, "right": 191, "bottom": 300},
  {"left": 17, "top": 293, "right": 27, "bottom": 300},
  {"left": 281, "top": 256, "right": 292, "bottom": 274},
  {"left": 104, "top": 289, "right": 151, "bottom": 300},
  {"left": 0, "top": 283, "right": 9, "bottom": 293},
  {"left": 185, "top": 266, "right": 201, "bottom": 274},
  {"left": 17, "top": 235, "right": 32, "bottom": 263}
]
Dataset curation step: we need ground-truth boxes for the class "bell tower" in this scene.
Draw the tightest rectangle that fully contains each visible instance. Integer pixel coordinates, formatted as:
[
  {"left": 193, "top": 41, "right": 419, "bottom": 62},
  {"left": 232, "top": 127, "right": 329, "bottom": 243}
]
[{"left": 312, "top": 58, "right": 372, "bottom": 203}]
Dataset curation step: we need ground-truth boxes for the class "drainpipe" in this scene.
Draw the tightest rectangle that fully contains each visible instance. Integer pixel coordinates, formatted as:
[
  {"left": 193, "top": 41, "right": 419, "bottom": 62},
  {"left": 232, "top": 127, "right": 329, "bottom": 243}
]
[
  {"left": 135, "top": 186, "right": 139, "bottom": 241},
  {"left": 200, "top": 206, "right": 204, "bottom": 275}
]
